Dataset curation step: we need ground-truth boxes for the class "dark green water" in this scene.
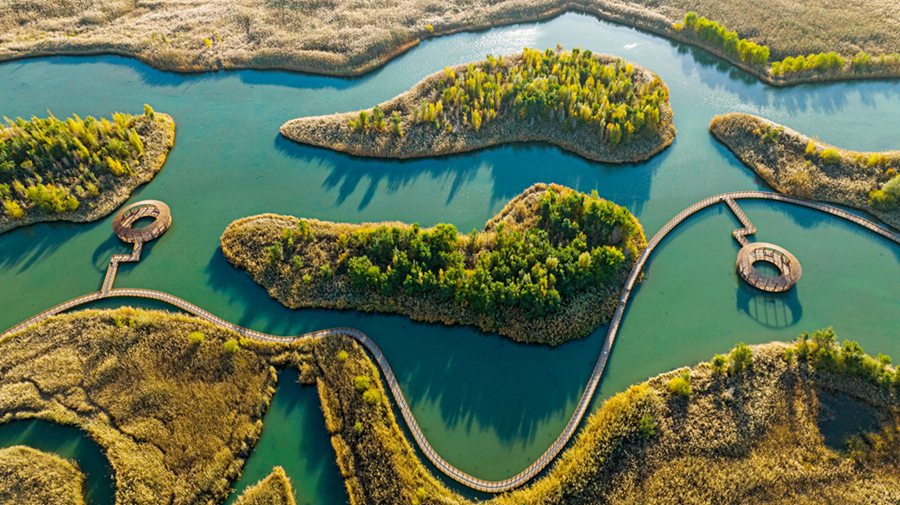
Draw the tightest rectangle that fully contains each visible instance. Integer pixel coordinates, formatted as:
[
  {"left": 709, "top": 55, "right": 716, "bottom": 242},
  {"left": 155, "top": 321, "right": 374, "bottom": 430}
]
[
  {"left": 0, "top": 12, "right": 898, "bottom": 503},
  {"left": 225, "top": 368, "right": 345, "bottom": 504}
]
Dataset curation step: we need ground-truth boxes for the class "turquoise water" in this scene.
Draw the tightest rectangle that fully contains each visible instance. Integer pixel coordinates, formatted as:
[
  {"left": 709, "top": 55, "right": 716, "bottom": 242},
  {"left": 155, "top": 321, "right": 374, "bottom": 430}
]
[{"left": 0, "top": 12, "right": 898, "bottom": 503}]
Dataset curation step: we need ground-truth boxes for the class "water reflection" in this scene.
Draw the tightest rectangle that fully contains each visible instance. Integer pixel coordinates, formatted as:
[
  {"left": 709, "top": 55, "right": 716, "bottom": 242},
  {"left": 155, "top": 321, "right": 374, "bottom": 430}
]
[{"left": 736, "top": 285, "right": 803, "bottom": 329}]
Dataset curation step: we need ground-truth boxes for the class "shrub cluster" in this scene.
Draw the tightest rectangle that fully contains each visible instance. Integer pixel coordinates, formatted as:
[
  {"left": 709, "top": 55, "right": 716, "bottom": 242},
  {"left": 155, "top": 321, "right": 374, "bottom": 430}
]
[
  {"left": 791, "top": 328, "right": 898, "bottom": 387},
  {"left": 0, "top": 110, "right": 148, "bottom": 219},
  {"left": 666, "top": 370, "right": 692, "bottom": 396},
  {"left": 709, "top": 342, "right": 753, "bottom": 376},
  {"left": 675, "top": 12, "right": 770, "bottom": 66},
  {"left": 271, "top": 186, "right": 640, "bottom": 319},
  {"left": 0, "top": 308, "right": 276, "bottom": 504},
  {"left": 771, "top": 51, "right": 845, "bottom": 76},
  {"left": 869, "top": 175, "right": 900, "bottom": 211},
  {"left": 348, "top": 105, "right": 404, "bottom": 137},
  {"left": 411, "top": 48, "right": 668, "bottom": 145}
]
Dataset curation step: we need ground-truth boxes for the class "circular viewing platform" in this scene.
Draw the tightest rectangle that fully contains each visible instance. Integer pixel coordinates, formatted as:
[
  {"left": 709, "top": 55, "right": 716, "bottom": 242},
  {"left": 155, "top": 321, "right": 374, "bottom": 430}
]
[
  {"left": 736, "top": 242, "right": 802, "bottom": 293},
  {"left": 112, "top": 200, "right": 171, "bottom": 244}
]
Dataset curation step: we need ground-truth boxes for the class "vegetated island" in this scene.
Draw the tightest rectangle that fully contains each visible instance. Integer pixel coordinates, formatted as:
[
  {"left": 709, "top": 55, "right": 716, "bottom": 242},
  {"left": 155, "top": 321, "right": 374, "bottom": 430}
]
[
  {"left": 280, "top": 48, "right": 675, "bottom": 163},
  {"left": 1, "top": 0, "right": 898, "bottom": 86},
  {"left": 710, "top": 112, "right": 899, "bottom": 229},
  {"left": 233, "top": 466, "right": 296, "bottom": 505},
  {"left": 0, "top": 105, "right": 175, "bottom": 234},
  {"left": 221, "top": 183, "right": 647, "bottom": 345},
  {"left": 0, "top": 446, "right": 85, "bottom": 505}
]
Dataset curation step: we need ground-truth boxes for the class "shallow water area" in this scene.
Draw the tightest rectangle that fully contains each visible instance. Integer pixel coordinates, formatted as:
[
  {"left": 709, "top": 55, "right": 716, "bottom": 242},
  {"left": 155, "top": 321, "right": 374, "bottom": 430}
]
[{"left": 1, "top": 12, "right": 899, "bottom": 502}]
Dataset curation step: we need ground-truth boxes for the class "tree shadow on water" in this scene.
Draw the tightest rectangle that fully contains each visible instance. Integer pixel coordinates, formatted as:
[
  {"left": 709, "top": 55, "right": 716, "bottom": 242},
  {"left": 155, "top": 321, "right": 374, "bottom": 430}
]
[
  {"left": 202, "top": 242, "right": 594, "bottom": 468},
  {"left": 0, "top": 220, "right": 96, "bottom": 273},
  {"left": 375, "top": 318, "right": 600, "bottom": 458},
  {"left": 275, "top": 134, "right": 663, "bottom": 217}
]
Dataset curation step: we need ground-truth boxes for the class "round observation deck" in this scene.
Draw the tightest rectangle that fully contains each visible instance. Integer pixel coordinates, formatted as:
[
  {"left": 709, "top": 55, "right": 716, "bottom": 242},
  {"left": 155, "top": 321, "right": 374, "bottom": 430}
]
[
  {"left": 736, "top": 242, "right": 802, "bottom": 293},
  {"left": 112, "top": 200, "right": 171, "bottom": 244}
]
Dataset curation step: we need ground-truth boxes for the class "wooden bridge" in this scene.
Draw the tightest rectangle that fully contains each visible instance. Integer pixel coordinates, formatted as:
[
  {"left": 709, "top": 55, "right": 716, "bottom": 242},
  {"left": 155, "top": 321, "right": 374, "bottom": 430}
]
[
  {"left": 1, "top": 192, "right": 897, "bottom": 494},
  {"left": 724, "top": 196, "right": 802, "bottom": 292}
]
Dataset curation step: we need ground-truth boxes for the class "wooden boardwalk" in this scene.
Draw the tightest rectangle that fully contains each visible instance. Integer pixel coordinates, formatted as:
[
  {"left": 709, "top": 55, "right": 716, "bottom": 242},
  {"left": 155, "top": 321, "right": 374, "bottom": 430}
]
[
  {"left": 724, "top": 197, "right": 756, "bottom": 246},
  {"left": 1, "top": 191, "right": 897, "bottom": 493}
]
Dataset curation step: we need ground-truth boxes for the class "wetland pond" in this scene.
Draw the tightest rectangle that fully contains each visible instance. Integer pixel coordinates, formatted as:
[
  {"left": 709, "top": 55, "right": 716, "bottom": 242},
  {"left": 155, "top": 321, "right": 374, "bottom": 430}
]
[{"left": 1, "top": 12, "right": 898, "bottom": 503}]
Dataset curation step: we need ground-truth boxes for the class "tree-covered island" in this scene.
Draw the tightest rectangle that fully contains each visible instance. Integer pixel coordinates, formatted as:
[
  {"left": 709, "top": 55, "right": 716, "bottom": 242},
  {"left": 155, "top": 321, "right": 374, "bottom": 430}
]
[{"left": 280, "top": 48, "right": 675, "bottom": 164}]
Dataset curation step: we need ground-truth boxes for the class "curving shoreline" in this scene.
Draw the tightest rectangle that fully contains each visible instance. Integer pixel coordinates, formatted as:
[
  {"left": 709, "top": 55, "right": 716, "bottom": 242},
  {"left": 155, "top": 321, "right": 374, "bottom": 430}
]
[
  {"left": 280, "top": 51, "right": 676, "bottom": 164},
  {"left": 2, "top": 3, "right": 898, "bottom": 86},
  {"left": 0, "top": 112, "right": 176, "bottom": 235},
  {"left": 0, "top": 446, "right": 86, "bottom": 505},
  {"left": 220, "top": 184, "right": 648, "bottom": 345},
  {"left": 710, "top": 112, "right": 900, "bottom": 230}
]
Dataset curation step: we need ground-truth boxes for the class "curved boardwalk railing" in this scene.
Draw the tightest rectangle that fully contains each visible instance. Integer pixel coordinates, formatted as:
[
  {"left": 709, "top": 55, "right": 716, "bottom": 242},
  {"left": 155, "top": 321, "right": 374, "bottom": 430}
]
[{"left": 1, "top": 192, "right": 897, "bottom": 493}]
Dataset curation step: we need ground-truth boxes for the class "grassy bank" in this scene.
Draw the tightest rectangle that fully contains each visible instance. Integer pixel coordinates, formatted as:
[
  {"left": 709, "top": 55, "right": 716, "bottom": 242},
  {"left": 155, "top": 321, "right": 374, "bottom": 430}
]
[
  {"left": 233, "top": 467, "right": 296, "bottom": 505},
  {"left": 2, "top": 308, "right": 897, "bottom": 503},
  {"left": 0, "top": 446, "right": 85, "bottom": 505},
  {"left": 308, "top": 335, "right": 464, "bottom": 504},
  {"left": 280, "top": 48, "right": 675, "bottom": 163},
  {"left": 0, "top": 308, "right": 277, "bottom": 505},
  {"left": 669, "top": 12, "right": 900, "bottom": 86},
  {"left": 221, "top": 183, "right": 646, "bottom": 345},
  {"left": 710, "top": 112, "right": 899, "bottom": 229},
  {"left": 0, "top": 107, "right": 176, "bottom": 234},
  {"left": 311, "top": 330, "right": 898, "bottom": 504},
  {"left": 1, "top": 0, "right": 898, "bottom": 85}
]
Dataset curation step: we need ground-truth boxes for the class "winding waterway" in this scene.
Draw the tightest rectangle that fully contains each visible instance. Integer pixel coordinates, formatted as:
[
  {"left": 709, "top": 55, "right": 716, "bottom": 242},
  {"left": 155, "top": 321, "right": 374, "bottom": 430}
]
[{"left": 1, "top": 12, "right": 898, "bottom": 503}]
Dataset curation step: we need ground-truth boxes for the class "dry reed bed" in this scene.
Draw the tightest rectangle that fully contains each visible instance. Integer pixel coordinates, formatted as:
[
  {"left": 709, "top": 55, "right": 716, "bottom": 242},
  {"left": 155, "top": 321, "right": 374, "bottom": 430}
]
[
  {"left": 314, "top": 336, "right": 899, "bottom": 504},
  {"left": 1, "top": 1, "right": 898, "bottom": 83},
  {"left": 279, "top": 52, "right": 675, "bottom": 163},
  {"left": 233, "top": 466, "right": 297, "bottom": 505},
  {"left": 710, "top": 112, "right": 899, "bottom": 229},
  {"left": 220, "top": 183, "right": 647, "bottom": 345},
  {"left": 0, "top": 446, "right": 85, "bottom": 505},
  {"left": 0, "top": 308, "right": 277, "bottom": 504},
  {"left": 1, "top": 307, "right": 897, "bottom": 503}
]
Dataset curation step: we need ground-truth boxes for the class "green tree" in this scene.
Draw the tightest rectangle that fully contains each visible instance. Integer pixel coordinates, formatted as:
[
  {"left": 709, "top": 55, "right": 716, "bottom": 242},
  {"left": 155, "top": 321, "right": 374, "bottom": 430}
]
[
  {"left": 729, "top": 343, "right": 753, "bottom": 375},
  {"left": 667, "top": 371, "right": 692, "bottom": 396},
  {"left": 223, "top": 339, "right": 240, "bottom": 353},
  {"left": 188, "top": 331, "right": 205, "bottom": 345}
]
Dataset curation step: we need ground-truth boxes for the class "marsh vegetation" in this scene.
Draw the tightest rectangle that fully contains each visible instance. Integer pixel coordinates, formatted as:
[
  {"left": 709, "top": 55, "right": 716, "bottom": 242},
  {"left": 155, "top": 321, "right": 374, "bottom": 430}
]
[
  {"left": 710, "top": 112, "right": 900, "bottom": 229},
  {"left": 233, "top": 466, "right": 296, "bottom": 505},
  {"left": 0, "top": 308, "right": 277, "bottom": 504},
  {"left": 0, "top": 446, "right": 85, "bottom": 505},
  {"left": 3, "top": 306, "right": 897, "bottom": 505},
  {"left": 2, "top": 0, "right": 898, "bottom": 83},
  {"left": 314, "top": 332, "right": 899, "bottom": 504}
]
